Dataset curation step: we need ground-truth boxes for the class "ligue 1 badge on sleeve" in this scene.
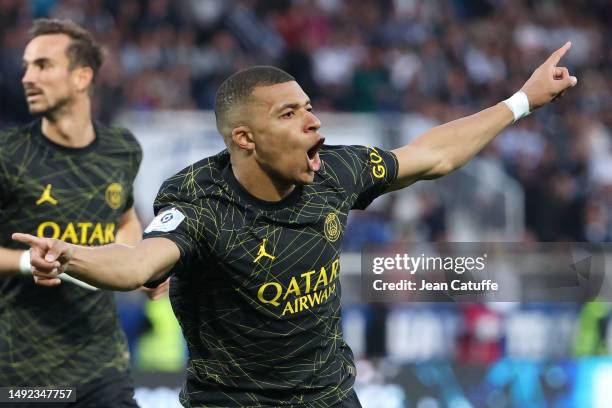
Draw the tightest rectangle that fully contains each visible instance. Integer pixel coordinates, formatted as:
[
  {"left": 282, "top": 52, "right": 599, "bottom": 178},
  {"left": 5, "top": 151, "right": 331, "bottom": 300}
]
[{"left": 145, "top": 207, "right": 186, "bottom": 233}]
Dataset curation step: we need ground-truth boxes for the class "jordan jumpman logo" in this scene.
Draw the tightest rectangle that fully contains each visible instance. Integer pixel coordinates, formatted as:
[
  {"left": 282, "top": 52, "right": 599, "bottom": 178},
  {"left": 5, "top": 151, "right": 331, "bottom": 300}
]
[
  {"left": 36, "top": 184, "right": 58, "bottom": 205},
  {"left": 254, "top": 238, "right": 276, "bottom": 263}
]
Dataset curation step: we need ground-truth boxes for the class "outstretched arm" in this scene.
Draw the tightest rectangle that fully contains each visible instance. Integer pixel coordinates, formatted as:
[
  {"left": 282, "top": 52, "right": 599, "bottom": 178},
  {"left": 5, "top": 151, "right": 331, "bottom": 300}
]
[
  {"left": 0, "top": 208, "right": 145, "bottom": 284},
  {"left": 390, "top": 42, "right": 577, "bottom": 190},
  {"left": 12, "top": 233, "right": 179, "bottom": 291},
  {"left": 117, "top": 207, "right": 171, "bottom": 299}
]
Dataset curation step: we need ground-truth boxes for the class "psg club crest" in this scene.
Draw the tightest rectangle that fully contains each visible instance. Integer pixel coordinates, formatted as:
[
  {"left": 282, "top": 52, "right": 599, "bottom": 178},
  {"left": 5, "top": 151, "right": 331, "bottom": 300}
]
[{"left": 324, "top": 212, "right": 341, "bottom": 242}]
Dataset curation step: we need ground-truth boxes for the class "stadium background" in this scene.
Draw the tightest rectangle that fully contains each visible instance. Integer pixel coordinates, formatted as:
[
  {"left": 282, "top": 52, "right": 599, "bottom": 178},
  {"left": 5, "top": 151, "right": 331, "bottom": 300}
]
[{"left": 1, "top": 0, "right": 611, "bottom": 407}]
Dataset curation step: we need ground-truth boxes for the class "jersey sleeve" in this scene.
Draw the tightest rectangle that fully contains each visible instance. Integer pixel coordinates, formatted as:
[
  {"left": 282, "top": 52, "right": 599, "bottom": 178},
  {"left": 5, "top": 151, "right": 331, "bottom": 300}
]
[
  {"left": 321, "top": 145, "right": 398, "bottom": 210},
  {"left": 142, "top": 177, "right": 210, "bottom": 284}
]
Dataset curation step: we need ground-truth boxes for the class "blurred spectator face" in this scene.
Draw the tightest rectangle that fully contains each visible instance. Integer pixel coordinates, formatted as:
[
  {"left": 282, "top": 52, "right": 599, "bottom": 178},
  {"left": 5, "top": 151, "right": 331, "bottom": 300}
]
[
  {"left": 22, "top": 34, "right": 90, "bottom": 116},
  {"left": 247, "top": 81, "right": 323, "bottom": 185}
]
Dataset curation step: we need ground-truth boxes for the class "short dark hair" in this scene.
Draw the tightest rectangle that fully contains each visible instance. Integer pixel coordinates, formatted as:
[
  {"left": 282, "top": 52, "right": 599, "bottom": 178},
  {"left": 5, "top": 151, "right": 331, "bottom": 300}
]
[
  {"left": 29, "top": 19, "right": 103, "bottom": 82},
  {"left": 215, "top": 66, "right": 295, "bottom": 138}
]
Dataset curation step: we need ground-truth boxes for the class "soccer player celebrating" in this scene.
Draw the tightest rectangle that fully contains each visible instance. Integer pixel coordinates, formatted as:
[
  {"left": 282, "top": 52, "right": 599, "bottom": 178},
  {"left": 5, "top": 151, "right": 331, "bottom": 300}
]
[
  {"left": 0, "top": 19, "right": 165, "bottom": 406},
  {"left": 14, "top": 43, "right": 577, "bottom": 407}
]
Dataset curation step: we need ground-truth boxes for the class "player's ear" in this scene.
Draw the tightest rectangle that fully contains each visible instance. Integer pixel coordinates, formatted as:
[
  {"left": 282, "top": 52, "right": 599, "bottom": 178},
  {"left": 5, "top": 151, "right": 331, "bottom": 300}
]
[
  {"left": 231, "top": 125, "right": 255, "bottom": 151},
  {"left": 73, "top": 66, "right": 93, "bottom": 93}
]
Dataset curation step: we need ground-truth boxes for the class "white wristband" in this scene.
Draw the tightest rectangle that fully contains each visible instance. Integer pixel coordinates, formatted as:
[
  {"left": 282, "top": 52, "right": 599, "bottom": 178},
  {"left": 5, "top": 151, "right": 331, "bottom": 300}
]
[
  {"left": 19, "top": 250, "right": 32, "bottom": 274},
  {"left": 502, "top": 91, "right": 531, "bottom": 122}
]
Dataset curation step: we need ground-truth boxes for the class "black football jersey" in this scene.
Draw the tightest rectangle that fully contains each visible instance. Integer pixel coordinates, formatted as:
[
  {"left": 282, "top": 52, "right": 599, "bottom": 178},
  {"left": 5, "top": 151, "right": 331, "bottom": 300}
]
[{"left": 144, "top": 145, "right": 397, "bottom": 407}]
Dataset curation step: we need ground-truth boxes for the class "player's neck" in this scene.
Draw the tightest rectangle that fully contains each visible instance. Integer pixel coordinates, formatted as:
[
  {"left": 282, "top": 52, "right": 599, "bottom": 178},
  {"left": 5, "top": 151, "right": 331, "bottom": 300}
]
[
  {"left": 41, "top": 99, "right": 95, "bottom": 148},
  {"left": 231, "top": 159, "right": 295, "bottom": 202}
]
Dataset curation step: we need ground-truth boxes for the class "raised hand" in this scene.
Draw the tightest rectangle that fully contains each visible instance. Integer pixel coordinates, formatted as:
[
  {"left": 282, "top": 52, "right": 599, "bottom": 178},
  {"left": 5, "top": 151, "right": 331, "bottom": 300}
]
[
  {"left": 520, "top": 41, "right": 578, "bottom": 111},
  {"left": 12, "top": 233, "right": 73, "bottom": 287}
]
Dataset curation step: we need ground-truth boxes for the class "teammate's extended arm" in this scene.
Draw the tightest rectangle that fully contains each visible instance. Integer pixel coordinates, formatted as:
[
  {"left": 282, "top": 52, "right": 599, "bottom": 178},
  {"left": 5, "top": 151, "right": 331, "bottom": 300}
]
[
  {"left": 11, "top": 233, "right": 180, "bottom": 291},
  {"left": 389, "top": 42, "right": 577, "bottom": 190}
]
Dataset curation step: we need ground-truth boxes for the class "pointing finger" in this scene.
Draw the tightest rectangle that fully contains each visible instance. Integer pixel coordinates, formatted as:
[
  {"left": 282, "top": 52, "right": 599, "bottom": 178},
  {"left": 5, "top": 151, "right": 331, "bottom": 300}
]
[
  {"left": 12, "top": 233, "right": 46, "bottom": 248},
  {"left": 547, "top": 41, "right": 571, "bottom": 66}
]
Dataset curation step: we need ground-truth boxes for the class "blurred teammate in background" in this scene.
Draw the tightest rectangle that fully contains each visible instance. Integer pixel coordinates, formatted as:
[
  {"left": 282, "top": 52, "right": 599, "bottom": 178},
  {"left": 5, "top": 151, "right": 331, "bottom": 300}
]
[
  {"left": 15, "top": 42, "right": 577, "bottom": 407},
  {"left": 0, "top": 19, "right": 166, "bottom": 407}
]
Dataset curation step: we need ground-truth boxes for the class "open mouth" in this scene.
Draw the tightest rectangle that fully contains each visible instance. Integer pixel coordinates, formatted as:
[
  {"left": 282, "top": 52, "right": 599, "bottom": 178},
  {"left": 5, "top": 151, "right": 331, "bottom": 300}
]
[{"left": 307, "top": 137, "right": 325, "bottom": 172}]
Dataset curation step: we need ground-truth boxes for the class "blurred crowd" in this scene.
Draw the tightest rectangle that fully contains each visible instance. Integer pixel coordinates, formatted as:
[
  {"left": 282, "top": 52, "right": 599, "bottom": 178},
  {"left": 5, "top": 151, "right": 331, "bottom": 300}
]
[{"left": 1, "top": 0, "right": 610, "bottom": 243}]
